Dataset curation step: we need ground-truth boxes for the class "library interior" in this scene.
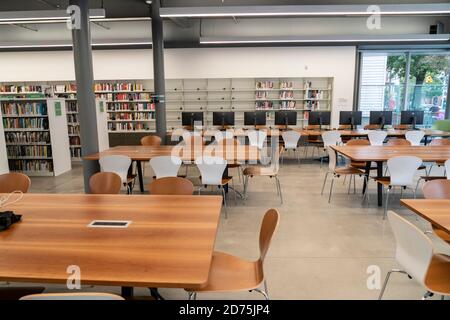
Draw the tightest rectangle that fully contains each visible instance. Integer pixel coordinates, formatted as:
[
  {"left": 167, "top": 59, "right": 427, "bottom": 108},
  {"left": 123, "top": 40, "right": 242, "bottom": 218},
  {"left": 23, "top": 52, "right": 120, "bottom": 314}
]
[{"left": 0, "top": 0, "right": 450, "bottom": 301}]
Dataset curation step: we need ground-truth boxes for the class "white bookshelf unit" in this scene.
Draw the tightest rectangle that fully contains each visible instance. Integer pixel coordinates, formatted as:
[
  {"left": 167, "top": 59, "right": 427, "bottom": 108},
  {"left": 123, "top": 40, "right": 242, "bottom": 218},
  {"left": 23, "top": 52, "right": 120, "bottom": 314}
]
[
  {"left": 164, "top": 77, "right": 333, "bottom": 129},
  {"left": 0, "top": 86, "right": 71, "bottom": 176},
  {"left": 0, "top": 107, "right": 8, "bottom": 175}
]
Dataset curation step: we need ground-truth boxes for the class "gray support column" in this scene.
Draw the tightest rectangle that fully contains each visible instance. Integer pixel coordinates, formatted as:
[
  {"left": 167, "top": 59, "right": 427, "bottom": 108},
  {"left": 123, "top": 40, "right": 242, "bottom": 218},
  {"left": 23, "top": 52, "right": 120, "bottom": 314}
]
[
  {"left": 446, "top": 65, "right": 450, "bottom": 120},
  {"left": 69, "top": 0, "right": 99, "bottom": 192},
  {"left": 151, "top": 0, "right": 167, "bottom": 142}
]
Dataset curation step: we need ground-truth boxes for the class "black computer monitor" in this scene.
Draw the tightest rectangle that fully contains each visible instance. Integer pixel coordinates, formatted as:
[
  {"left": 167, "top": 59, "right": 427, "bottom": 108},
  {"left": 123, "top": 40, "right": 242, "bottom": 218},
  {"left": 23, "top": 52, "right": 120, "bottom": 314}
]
[
  {"left": 244, "top": 111, "right": 266, "bottom": 126},
  {"left": 213, "top": 112, "right": 235, "bottom": 127},
  {"left": 369, "top": 111, "right": 393, "bottom": 129},
  {"left": 400, "top": 111, "right": 424, "bottom": 129},
  {"left": 182, "top": 112, "right": 204, "bottom": 127},
  {"left": 274, "top": 111, "right": 297, "bottom": 127},
  {"left": 308, "top": 111, "right": 331, "bottom": 130},
  {"left": 339, "top": 111, "right": 362, "bottom": 130}
]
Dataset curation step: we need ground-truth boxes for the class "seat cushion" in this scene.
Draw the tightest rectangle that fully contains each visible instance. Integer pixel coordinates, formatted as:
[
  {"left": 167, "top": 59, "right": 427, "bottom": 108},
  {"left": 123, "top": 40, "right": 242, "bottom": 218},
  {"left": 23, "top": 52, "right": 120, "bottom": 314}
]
[{"left": 424, "top": 254, "right": 450, "bottom": 295}]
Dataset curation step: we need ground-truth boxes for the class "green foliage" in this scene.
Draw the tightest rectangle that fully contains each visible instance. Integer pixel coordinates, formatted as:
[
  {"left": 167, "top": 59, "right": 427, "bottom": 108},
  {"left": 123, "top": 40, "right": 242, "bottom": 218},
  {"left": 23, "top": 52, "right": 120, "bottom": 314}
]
[{"left": 387, "top": 54, "right": 448, "bottom": 84}]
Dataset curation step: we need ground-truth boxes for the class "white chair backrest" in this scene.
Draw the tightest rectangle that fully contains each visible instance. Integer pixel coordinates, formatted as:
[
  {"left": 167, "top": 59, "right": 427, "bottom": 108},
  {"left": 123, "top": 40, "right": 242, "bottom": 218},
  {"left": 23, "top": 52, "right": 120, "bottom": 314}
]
[
  {"left": 322, "top": 131, "right": 341, "bottom": 147},
  {"left": 446, "top": 159, "right": 450, "bottom": 180},
  {"left": 20, "top": 293, "right": 125, "bottom": 300},
  {"left": 405, "top": 131, "right": 425, "bottom": 146},
  {"left": 368, "top": 131, "right": 387, "bottom": 146},
  {"left": 281, "top": 130, "right": 301, "bottom": 149},
  {"left": 99, "top": 155, "right": 131, "bottom": 184},
  {"left": 387, "top": 211, "right": 433, "bottom": 286},
  {"left": 149, "top": 156, "right": 182, "bottom": 179},
  {"left": 387, "top": 156, "right": 422, "bottom": 186},
  {"left": 327, "top": 147, "right": 337, "bottom": 171},
  {"left": 248, "top": 130, "right": 267, "bottom": 149},
  {"left": 195, "top": 156, "right": 227, "bottom": 185},
  {"left": 214, "top": 131, "right": 234, "bottom": 143}
]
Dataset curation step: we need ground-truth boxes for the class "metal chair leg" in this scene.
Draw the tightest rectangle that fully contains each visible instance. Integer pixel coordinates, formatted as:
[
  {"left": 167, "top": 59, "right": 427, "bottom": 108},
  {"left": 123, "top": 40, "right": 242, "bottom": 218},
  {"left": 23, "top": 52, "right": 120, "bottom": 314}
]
[
  {"left": 321, "top": 172, "right": 329, "bottom": 195},
  {"left": 422, "top": 291, "right": 434, "bottom": 300},
  {"left": 221, "top": 186, "right": 228, "bottom": 219},
  {"left": 232, "top": 179, "right": 237, "bottom": 205},
  {"left": 347, "top": 175, "right": 352, "bottom": 194},
  {"left": 383, "top": 187, "right": 391, "bottom": 220},
  {"left": 252, "top": 288, "right": 269, "bottom": 300},
  {"left": 362, "top": 176, "right": 370, "bottom": 205},
  {"left": 378, "top": 269, "right": 407, "bottom": 300},
  {"left": 275, "top": 176, "right": 283, "bottom": 204},
  {"left": 328, "top": 176, "right": 335, "bottom": 203},
  {"left": 187, "top": 292, "right": 197, "bottom": 300}
]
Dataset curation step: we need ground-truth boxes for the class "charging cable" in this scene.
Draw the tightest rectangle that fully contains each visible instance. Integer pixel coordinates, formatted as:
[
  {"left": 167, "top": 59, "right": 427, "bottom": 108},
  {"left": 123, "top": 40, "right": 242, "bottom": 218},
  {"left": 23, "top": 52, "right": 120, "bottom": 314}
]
[{"left": 0, "top": 191, "right": 24, "bottom": 208}]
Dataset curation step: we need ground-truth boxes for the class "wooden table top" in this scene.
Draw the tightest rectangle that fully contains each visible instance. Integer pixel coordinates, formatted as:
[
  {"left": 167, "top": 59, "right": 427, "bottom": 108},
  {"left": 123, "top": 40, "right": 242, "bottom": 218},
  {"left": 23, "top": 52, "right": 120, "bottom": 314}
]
[
  {"left": 332, "top": 145, "right": 450, "bottom": 162},
  {"left": 84, "top": 145, "right": 260, "bottom": 162},
  {"left": 0, "top": 193, "right": 223, "bottom": 288},
  {"left": 401, "top": 199, "right": 450, "bottom": 234}
]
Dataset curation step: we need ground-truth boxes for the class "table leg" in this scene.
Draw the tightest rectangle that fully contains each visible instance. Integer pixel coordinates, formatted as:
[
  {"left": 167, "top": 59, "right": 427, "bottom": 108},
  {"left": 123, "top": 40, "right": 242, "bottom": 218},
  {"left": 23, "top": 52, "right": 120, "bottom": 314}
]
[
  {"left": 424, "top": 135, "right": 429, "bottom": 145},
  {"left": 362, "top": 161, "right": 371, "bottom": 194},
  {"left": 121, "top": 286, "right": 134, "bottom": 298},
  {"left": 376, "top": 161, "right": 383, "bottom": 207},
  {"left": 136, "top": 160, "right": 144, "bottom": 193}
]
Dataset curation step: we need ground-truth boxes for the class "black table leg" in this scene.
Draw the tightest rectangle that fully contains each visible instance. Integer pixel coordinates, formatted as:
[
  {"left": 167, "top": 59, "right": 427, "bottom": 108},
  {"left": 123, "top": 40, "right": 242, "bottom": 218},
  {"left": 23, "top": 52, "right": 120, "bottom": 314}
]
[
  {"left": 362, "top": 161, "right": 371, "bottom": 194},
  {"left": 223, "top": 165, "right": 229, "bottom": 193},
  {"left": 121, "top": 286, "right": 134, "bottom": 298},
  {"left": 136, "top": 160, "right": 144, "bottom": 193},
  {"left": 424, "top": 135, "right": 429, "bottom": 145},
  {"left": 376, "top": 161, "right": 383, "bottom": 207}
]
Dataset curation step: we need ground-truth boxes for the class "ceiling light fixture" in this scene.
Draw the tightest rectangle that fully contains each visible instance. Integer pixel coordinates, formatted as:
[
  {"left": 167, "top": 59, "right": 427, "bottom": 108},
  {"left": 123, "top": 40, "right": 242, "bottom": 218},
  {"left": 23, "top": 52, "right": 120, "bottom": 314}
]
[{"left": 0, "top": 9, "right": 105, "bottom": 25}]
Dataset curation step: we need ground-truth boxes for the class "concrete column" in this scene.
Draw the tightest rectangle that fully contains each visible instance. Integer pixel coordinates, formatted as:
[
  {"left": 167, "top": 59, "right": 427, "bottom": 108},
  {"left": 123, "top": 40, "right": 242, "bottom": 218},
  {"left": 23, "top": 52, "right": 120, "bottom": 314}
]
[
  {"left": 69, "top": 0, "right": 99, "bottom": 192},
  {"left": 446, "top": 65, "right": 450, "bottom": 119}
]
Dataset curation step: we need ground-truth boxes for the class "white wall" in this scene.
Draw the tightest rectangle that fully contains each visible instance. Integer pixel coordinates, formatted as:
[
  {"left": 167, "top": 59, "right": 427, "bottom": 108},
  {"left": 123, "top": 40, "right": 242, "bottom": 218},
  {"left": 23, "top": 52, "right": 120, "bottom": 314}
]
[{"left": 0, "top": 46, "right": 356, "bottom": 127}]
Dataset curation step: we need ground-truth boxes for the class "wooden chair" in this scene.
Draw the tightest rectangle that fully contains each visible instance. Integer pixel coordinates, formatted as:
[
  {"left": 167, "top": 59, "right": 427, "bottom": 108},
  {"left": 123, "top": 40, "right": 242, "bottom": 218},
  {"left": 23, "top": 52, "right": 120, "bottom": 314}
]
[
  {"left": 0, "top": 173, "right": 31, "bottom": 193},
  {"left": 186, "top": 209, "right": 280, "bottom": 300},
  {"left": 338, "top": 125, "right": 352, "bottom": 130},
  {"left": 89, "top": 172, "right": 122, "bottom": 194},
  {"left": 346, "top": 139, "right": 377, "bottom": 171},
  {"left": 364, "top": 124, "right": 381, "bottom": 130},
  {"left": 386, "top": 138, "right": 411, "bottom": 146},
  {"left": 140, "top": 135, "right": 162, "bottom": 146},
  {"left": 393, "top": 124, "right": 412, "bottom": 130},
  {"left": 427, "top": 139, "right": 450, "bottom": 174},
  {"left": 422, "top": 180, "right": 450, "bottom": 244},
  {"left": 20, "top": 292, "right": 125, "bottom": 300},
  {"left": 148, "top": 177, "right": 194, "bottom": 195}
]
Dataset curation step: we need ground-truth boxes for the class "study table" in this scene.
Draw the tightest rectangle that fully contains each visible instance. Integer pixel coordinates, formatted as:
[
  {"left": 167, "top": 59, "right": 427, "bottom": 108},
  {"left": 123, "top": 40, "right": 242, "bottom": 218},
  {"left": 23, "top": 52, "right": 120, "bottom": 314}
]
[
  {"left": 84, "top": 145, "right": 260, "bottom": 192},
  {"left": 401, "top": 199, "right": 450, "bottom": 235},
  {"left": 0, "top": 193, "right": 223, "bottom": 297},
  {"left": 332, "top": 145, "right": 450, "bottom": 206}
]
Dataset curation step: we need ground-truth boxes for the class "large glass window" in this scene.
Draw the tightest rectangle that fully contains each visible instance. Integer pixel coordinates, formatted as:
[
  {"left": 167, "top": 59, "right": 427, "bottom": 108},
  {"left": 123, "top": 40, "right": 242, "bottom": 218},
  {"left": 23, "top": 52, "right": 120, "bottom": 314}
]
[{"left": 358, "top": 51, "right": 449, "bottom": 128}]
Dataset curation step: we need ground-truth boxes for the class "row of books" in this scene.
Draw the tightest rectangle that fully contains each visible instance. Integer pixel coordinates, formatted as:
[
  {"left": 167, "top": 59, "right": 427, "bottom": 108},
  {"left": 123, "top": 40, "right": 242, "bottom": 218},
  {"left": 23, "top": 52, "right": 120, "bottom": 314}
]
[
  {"left": 66, "top": 101, "right": 78, "bottom": 113},
  {"left": 69, "top": 136, "right": 81, "bottom": 146},
  {"left": 54, "top": 84, "right": 77, "bottom": 93},
  {"left": 98, "top": 93, "right": 154, "bottom": 101},
  {"left": 7, "top": 145, "right": 52, "bottom": 158},
  {"left": 107, "top": 103, "right": 155, "bottom": 111},
  {"left": 70, "top": 148, "right": 82, "bottom": 158},
  {"left": 306, "top": 90, "right": 325, "bottom": 99},
  {"left": 280, "top": 81, "right": 294, "bottom": 89},
  {"left": 3, "top": 118, "right": 48, "bottom": 129},
  {"left": 8, "top": 159, "right": 53, "bottom": 173},
  {"left": 256, "top": 81, "right": 274, "bottom": 89},
  {"left": 5, "top": 131, "right": 51, "bottom": 144},
  {"left": 108, "top": 112, "right": 155, "bottom": 121},
  {"left": 67, "top": 114, "right": 78, "bottom": 123},
  {"left": 1, "top": 103, "right": 47, "bottom": 116},
  {"left": 108, "top": 122, "right": 152, "bottom": 131},
  {"left": 0, "top": 85, "right": 42, "bottom": 93},
  {"left": 279, "top": 91, "right": 294, "bottom": 99},
  {"left": 68, "top": 126, "right": 80, "bottom": 135},
  {"left": 255, "top": 101, "right": 274, "bottom": 110},
  {"left": 95, "top": 82, "right": 145, "bottom": 92},
  {"left": 280, "top": 101, "right": 296, "bottom": 109}
]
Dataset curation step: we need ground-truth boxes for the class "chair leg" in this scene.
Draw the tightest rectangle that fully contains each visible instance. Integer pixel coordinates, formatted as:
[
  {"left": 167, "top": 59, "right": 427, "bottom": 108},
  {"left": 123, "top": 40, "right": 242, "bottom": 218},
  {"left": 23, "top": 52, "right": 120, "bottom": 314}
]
[
  {"left": 347, "top": 175, "right": 352, "bottom": 195},
  {"left": 275, "top": 176, "right": 283, "bottom": 204},
  {"left": 221, "top": 186, "right": 228, "bottom": 219},
  {"left": 321, "top": 172, "right": 329, "bottom": 195},
  {"left": 328, "top": 176, "right": 335, "bottom": 203},
  {"left": 232, "top": 180, "right": 237, "bottom": 205},
  {"left": 362, "top": 176, "right": 370, "bottom": 205},
  {"left": 414, "top": 178, "right": 422, "bottom": 196},
  {"left": 383, "top": 187, "right": 391, "bottom": 220},
  {"left": 187, "top": 292, "right": 197, "bottom": 300},
  {"left": 378, "top": 269, "right": 407, "bottom": 300},
  {"left": 422, "top": 291, "right": 434, "bottom": 300},
  {"left": 252, "top": 288, "right": 269, "bottom": 300}
]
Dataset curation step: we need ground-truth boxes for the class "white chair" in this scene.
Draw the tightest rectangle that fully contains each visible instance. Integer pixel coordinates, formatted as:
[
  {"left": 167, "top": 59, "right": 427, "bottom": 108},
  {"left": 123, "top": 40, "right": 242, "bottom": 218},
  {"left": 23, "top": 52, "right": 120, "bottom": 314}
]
[
  {"left": 20, "top": 292, "right": 125, "bottom": 300},
  {"left": 248, "top": 130, "right": 267, "bottom": 150},
  {"left": 195, "top": 156, "right": 233, "bottom": 219},
  {"left": 446, "top": 159, "right": 450, "bottom": 179},
  {"left": 371, "top": 156, "right": 422, "bottom": 219},
  {"left": 405, "top": 130, "right": 425, "bottom": 146},
  {"left": 379, "top": 211, "right": 450, "bottom": 300},
  {"left": 281, "top": 130, "right": 301, "bottom": 164},
  {"left": 214, "top": 131, "right": 234, "bottom": 144},
  {"left": 368, "top": 131, "right": 387, "bottom": 146},
  {"left": 99, "top": 155, "right": 133, "bottom": 194},
  {"left": 149, "top": 156, "right": 182, "bottom": 179},
  {"left": 321, "top": 131, "right": 342, "bottom": 166},
  {"left": 321, "top": 147, "right": 367, "bottom": 203}
]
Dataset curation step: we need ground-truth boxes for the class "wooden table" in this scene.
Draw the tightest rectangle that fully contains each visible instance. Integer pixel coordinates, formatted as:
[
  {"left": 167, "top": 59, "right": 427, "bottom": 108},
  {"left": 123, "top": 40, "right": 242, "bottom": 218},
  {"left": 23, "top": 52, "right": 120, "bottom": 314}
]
[
  {"left": 0, "top": 194, "right": 223, "bottom": 296},
  {"left": 85, "top": 145, "right": 260, "bottom": 192},
  {"left": 332, "top": 145, "right": 450, "bottom": 206},
  {"left": 401, "top": 199, "right": 450, "bottom": 234}
]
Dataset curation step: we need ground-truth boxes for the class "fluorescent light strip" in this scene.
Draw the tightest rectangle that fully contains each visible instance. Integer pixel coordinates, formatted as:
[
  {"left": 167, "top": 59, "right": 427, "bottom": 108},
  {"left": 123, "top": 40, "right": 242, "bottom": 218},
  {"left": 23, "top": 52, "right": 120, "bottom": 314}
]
[
  {"left": 0, "top": 17, "right": 151, "bottom": 25},
  {"left": 0, "top": 41, "right": 152, "bottom": 49},
  {"left": 0, "top": 9, "right": 105, "bottom": 22}
]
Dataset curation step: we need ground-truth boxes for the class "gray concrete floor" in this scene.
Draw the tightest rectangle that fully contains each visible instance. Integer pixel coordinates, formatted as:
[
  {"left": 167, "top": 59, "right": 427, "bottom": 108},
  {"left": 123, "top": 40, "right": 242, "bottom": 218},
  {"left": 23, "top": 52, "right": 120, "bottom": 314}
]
[{"left": 5, "top": 154, "right": 450, "bottom": 300}]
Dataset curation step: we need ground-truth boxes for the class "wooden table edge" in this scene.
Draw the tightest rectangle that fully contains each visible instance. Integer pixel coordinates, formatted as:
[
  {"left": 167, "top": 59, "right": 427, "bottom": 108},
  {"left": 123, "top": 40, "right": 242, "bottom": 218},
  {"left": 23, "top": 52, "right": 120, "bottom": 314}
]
[{"left": 400, "top": 199, "right": 450, "bottom": 234}]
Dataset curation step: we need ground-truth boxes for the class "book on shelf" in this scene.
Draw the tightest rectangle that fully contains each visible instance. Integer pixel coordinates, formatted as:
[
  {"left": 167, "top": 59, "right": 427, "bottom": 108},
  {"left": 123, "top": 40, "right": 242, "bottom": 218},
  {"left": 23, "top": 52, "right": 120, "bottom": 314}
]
[
  {"left": 255, "top": 101, "right": 274, "bottom": 110},
  {"left": 7, "top": 145, "right": 52, "bottom": 158},
  {"left": 8, "top": 159, "right": 53, "bottom": 174},
  {"left": 1, "top": 102, "right": 47, "bottom": 116},
  {"left": 0, "top": 85, "right": 43, "bottom": 93},
  {"left": 255, "top": 81, "right": 274, "bottom": 90},
  {"left": 280, "top": 101, "right": 296, "bottom": 110},
  {"left": 280, "top": 81, "right": 293, "bottom": 89},
  {"left": 107, "top": 102, "right": 155, "bottom": 112},
  {"left": 5, "top": 131, "right": 50, "bottom": 144},
  {"left": 94, "top": 82, "right": 145, "bottom": 92}
]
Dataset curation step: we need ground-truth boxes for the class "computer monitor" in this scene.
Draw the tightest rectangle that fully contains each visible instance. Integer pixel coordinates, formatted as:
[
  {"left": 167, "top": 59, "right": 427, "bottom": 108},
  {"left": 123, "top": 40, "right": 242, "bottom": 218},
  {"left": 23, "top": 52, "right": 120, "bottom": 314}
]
[
  {"left": 369, "top": 111, "right": 393, "bottom": 129},
  {"left": 308, "top": 111, "right": 331, "bottom": 130},
  {"left": 400, "top": 111, "right": 424, "bottom": 129},
  {"left": 274, "top": 111, "right": 297, "bottom": 127},
  {"left": 213, "top": 112, "right": 235, "bottom": 127},
  {"left": 244, "top": 111, "right": 266, "bottom": 126},
  {"left": 339, "top": 111, "right": 362, "bottom": 130},
  {"left": 182, "top": 112, "right": 203, "bottom": 127}
]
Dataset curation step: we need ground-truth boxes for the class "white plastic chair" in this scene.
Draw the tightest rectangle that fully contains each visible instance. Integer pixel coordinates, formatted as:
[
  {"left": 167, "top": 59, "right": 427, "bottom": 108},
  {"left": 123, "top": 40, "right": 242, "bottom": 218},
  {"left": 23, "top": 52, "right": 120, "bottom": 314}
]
[
  {"left": 214, "top": 131, "right": 234, "bottom": 144},
  {"left": 248, "top": 130, "right": 267, "bottom": 150},
  {"left": 368, "top": 131, "right": 387, "bottom": 146},
  {"left": 371, "top": 156, "right": 422, "bottom": 219},
  {"left": 320, "top": 131, "right": 342, "bottom": 166},
  {"left": 445, "top": 159, "right": 450, "bottom": 179},
  {"left": 20, "top": 293, "right": 125, "bottom": 300},
  {"left": 379, "top": 211, "right": 450, "bottom": 300},
  {"left": 195, "top": 156, "right": 232, "bottom": 218},
  {"left": 405, "top": 131, "right": 425, "bottom": 146},
  {"left": 149, "top": 156, "right": 182, "bottom": 179},
  {"left": 281, "top": 130, "right": 301, "bottom": 164},
  {"left": 99, "top": 155, "right": 133, "bottom": 194}
]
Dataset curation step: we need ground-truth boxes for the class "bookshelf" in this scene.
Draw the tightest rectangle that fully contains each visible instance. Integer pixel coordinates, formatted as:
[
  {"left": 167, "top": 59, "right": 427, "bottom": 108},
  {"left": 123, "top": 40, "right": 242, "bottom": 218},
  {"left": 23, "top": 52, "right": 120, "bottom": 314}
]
[
  {"left": 0, "top": 107, "right": 7, "bottom": 174},
  {"left": 0, "top": 90, "right": 71, "bottom": 176},
  {"left": 164, "top": 77, "right": 333, "bottom": 129}
]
